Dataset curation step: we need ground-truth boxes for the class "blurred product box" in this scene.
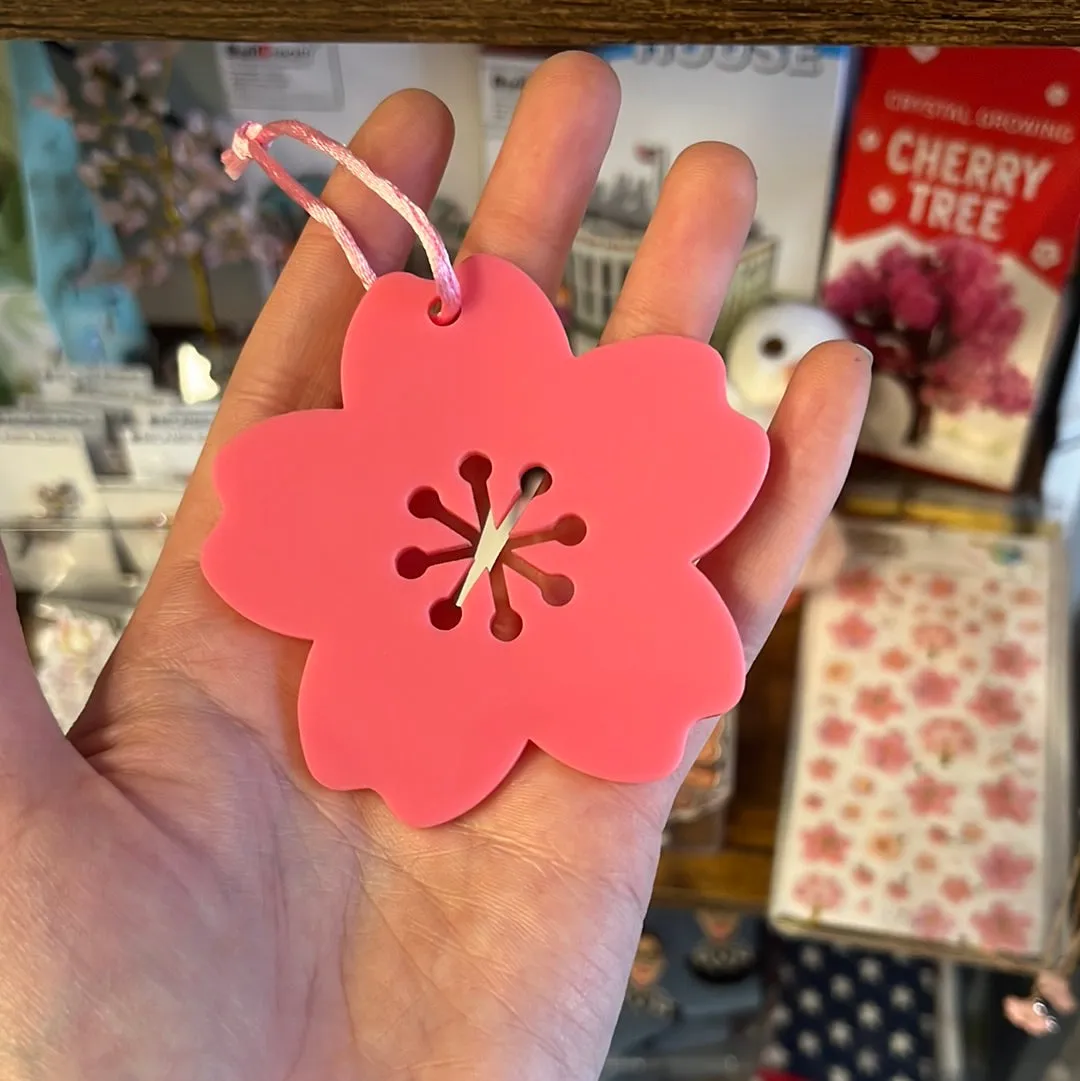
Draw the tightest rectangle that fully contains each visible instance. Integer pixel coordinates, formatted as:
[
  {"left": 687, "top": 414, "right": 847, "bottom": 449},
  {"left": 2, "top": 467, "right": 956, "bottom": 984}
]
[
  {"left": 823, "top": 47, "right": 1080, "bottom": 491},
  {"left": 479, "top": 45, "right": 853, "bottom": 354}
]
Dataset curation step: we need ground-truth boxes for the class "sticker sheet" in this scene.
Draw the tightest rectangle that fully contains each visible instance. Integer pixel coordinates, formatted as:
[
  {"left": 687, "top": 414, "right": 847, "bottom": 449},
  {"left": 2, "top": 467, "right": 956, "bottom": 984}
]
[{"left": 771, "top": 520, "right": 1066, "bottom": 963}]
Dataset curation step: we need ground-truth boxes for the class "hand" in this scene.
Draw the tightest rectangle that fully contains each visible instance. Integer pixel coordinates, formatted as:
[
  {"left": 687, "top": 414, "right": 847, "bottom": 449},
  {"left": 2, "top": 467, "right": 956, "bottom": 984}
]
[{"left": 0, "top": 52, "right": 869, "bottom": 1080}]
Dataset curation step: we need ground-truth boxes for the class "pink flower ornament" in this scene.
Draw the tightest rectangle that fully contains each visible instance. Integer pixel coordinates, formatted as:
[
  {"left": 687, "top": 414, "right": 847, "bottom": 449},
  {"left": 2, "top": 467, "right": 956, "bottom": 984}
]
[{"left": 202, "top": 255, "right": 769, "bottom": 826}]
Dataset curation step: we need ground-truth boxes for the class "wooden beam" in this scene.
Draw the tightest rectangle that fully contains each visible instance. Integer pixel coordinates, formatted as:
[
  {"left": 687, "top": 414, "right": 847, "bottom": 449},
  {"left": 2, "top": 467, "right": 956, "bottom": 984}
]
[{"left": 0, "top": 0, "right": 1077, "bottom": 45}]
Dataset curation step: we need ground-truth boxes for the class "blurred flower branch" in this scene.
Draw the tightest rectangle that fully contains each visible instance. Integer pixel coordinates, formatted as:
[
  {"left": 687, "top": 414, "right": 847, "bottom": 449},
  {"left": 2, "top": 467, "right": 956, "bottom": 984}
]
[
  {"left": 824, "top": 239, "right": 1032, "bottom": 444},
  {"left": 34, "top": 42, "right": 284, "bottom": 341}
]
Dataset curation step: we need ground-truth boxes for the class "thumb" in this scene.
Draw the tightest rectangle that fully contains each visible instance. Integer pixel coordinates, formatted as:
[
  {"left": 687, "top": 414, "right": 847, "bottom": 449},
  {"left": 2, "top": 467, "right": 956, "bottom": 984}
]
[{"left": 0, "top": 545, "right": 74, "bottom": 801}]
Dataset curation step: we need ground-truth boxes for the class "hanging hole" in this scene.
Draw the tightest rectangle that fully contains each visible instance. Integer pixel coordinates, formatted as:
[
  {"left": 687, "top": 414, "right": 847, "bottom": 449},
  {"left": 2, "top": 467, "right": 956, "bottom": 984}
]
[
  {"left": 490, "top": 608, "right": 524, "bottom": 642},
  {"left": 459, "top": 454, "right": 493, "bottom": 484},
  {"left": 541, "top": 574, "right": 575, "bottom": 607},
  {"left": 429, "top": 597, "right": 462, "bottom": 631},
  {"left": 407, "top": 487, "right": 441, "bottom": 519},
  {"left": 428, "top": 298, "right": 460, "bottom": 327},
  {"left": 553, "top": 514, "right": 587, "bottom": 546},
  {"left": 520, "top": 466, "right": 552, "bottom": 496},
  {"left": 760, "top": 335, "right": 786, "bottom": 358},
  {"left": 395, "top": 547, "right": 429, "bottom": 580}
]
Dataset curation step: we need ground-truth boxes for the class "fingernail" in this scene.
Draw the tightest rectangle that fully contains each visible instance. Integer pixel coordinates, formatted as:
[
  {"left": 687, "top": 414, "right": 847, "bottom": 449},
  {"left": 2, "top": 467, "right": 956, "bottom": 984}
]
[{"left": 854, "top": 344, "right": 874, "bottom": 365}]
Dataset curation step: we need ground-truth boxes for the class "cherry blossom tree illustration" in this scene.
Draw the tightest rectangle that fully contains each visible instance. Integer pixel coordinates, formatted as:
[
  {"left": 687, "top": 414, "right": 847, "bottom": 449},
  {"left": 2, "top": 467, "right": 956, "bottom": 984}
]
[
  {"left": 823, "top": 239, "right": 1032, "bottom": 445},
  {"left": 35, "top": 43, "right": 284, "bottom": 342}
]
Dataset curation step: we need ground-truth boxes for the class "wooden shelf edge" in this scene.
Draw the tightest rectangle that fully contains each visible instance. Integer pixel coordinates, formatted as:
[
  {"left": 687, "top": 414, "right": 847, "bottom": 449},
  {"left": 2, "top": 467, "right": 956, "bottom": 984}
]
[
  {"left": 653, "top": 848, "right": 774, "bottom": 911},
  {"left": 1, "top": 0, "right": 1079, "bottom": 43}
]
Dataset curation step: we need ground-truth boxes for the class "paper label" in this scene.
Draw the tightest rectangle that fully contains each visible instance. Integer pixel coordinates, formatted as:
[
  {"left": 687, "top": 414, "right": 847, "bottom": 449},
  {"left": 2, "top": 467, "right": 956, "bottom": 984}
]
[
  {"left": 216, "top": 43, "right": 344, "bottom": 113},
  {"left": 822, "top": 47, "right": 1080, "bottom": 490}
]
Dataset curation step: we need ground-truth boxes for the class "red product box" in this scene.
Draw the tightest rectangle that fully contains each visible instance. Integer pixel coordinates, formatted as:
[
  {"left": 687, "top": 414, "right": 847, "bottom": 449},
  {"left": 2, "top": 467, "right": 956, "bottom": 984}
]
[{"left": 822, "top": 47, "right": 1080, "bottom": 490}]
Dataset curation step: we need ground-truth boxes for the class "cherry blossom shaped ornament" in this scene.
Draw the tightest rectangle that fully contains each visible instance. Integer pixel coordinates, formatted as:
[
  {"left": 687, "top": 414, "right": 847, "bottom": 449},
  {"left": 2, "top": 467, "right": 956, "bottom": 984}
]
[{"left": 202, "top": 120, "right": 770, "bottom": 827}]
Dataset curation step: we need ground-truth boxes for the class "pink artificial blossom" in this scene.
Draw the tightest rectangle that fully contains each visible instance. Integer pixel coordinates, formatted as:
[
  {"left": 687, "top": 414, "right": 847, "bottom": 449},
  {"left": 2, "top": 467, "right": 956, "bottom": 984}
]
[{"left": 823, "top": 238, "right": 1031, "bottom": 445}]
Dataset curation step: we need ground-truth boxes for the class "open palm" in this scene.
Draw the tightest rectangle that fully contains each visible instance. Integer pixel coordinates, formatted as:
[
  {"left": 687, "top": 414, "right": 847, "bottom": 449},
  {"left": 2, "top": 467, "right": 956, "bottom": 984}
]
[{"left": 0, "top": 53, "right": 869, "bottom": 1081}]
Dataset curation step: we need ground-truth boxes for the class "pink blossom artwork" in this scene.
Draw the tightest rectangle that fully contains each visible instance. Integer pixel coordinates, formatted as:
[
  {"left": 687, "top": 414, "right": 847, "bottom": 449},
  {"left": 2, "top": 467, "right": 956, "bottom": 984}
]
[
  {"left": 853, "top": 684, "right": 903, "bottom": 723},
  {"left": 835, "top": 566, "right": 885, "bottom": 604},
  {"left": 940, "top": 877, "right": 972, "bottom": 904},
  {"left": 991, "top": 642, "right": 1038, "bottom": 679},
  {"left": 925, "top": 575, "right": 958, "bottom": 599},
  {"left": 773, "top": 523, "right": 1050, "bottom": 959},
  {"left": 912, "top": 902, "right": 955, "bottom": 941},
  {"left": 979, "top": 775, "right": 1038, "bottom": 824},
  {"left": 1013, "top": 587, "right": 1042, "bottom": 606},
  {"left": 918, "top": 717, "right": 977, "bottom": 764},
  {"left": 792, "top": 873, "right": 844, "bottom": 916},
  {"left": 971, "top": 902, "right": 1034, "bottom": 955},
  {"left": 853, "top": 864, "right": 875, "bottom": 886},
  {"left": 801, "top": 823, "right": 852, "bottom": 865},
  {"left": 817, "top": 716, "right": 856, "bottom": 748},
  {"left": 886, "top": 879, "right": 910, "bottom": 901},
  {"left": 910, "top": 669, "right": 960, "bottom": 707},
  {"left": 977, "top": 845, "right": 1035, "bottom": 891},
  {"left": 881, "top": 648, "right": 912, "bottom": 672},
  {"left": 904, "top": 774, "right": 958, "bottom": 817},
  {"left": 1011, "top": 733, "right": 1040, "bottom": 756},
  {"left": 968, "top": 685, "right": 1022, "bottom": 728},
  {"left": 830, "top": 611, "right": 877, "bottom": 649},
  {"left": 912, "top": 623, "right": 958, "bottom": 654},
  {"left": 823, "top": 239, "right": 1031, "bottom": 446},
  {"left": 864, "top": 730, "right": 913, "bottom": 774}
]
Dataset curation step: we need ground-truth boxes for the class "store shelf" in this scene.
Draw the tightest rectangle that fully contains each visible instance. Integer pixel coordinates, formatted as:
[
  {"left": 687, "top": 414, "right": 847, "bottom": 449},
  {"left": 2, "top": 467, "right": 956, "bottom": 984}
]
[
  {"left": 0, "top": 0, "right": 1076, "bottom": 44},
  {"left": 653, "top": 607, "right": 799, "bottom": 912}
]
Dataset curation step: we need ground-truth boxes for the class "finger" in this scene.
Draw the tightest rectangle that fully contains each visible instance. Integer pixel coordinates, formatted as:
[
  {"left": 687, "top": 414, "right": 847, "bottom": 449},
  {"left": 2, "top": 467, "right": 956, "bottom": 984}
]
[
  {"left": 601, "top": 141, "right": 757, "bottom": 343},
  {"left": 456, "top": 50, "right": 620, "bottom": 298},
  {"left": 160, "top": 89, "right": 454, "bottom": 562},
  {"left": 0, "top": 543, "right": 75, "bottom": 794},
  {"left": 698, "top": 341, "right": 872, "bottom": 662}
]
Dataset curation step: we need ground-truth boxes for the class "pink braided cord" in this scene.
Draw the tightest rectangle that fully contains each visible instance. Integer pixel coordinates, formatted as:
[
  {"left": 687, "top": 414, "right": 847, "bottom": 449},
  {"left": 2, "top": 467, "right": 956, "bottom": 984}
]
[{"left": 223, "top": 119, "right": 462, "bottom": 323}]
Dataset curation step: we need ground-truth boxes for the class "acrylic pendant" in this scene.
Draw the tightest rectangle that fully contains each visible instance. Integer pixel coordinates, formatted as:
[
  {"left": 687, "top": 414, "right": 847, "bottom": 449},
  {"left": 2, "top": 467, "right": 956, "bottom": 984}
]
[{"left": 202, "top": 253, "right": 769, "bottom": 827}]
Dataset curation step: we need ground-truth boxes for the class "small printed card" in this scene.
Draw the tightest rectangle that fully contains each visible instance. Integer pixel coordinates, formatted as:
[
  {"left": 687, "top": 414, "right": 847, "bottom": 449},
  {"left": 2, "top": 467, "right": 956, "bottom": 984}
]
[
  {"left": 770, "top": 519, "right": 1070, "bottom": 968},
  {"left": 0, "top": 424, "right": 121, "bottom": 591}
]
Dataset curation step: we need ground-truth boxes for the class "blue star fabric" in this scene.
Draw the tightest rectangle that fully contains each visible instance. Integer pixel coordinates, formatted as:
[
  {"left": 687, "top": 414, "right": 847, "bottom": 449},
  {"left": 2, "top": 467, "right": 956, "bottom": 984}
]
[{"left": 762, "top": 937, "right": 938, "bottom": 1081}]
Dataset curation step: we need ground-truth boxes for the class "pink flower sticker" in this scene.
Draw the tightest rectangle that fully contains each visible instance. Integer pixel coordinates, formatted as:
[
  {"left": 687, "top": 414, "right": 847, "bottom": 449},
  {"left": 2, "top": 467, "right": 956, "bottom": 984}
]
[
  {"left": 905, "top": 774, "right": 958, "bottom": 816},
  {"left": 977, "top": 844, "right": 1035, "bottom": 890},
  {"left": 887, "top": 879, "right": 910, "bottom": 901},
  {"left": 854, "top": 684, "right": 904, "bottom": 723},
  {"left": 928, "top": 825, "right": 951, "bottom": 846},
  {"left": 804, "top": 792, "right": 825, "bottom": 811},
  {"left": 1012, "top": 733, "right": 1040, "bottom": 755},
  {"left": 830, "top": 612, "right": 877, "bottom": 649},
  {"left": 912, "top": 902, "right": 955, "bottom": 941},
  {"left": 918, "top": 717, "right": 977, "bottom": 765},
  {"left": 991, "top": 642, "right": 1039, "bottom": 679},
  {"left": 911, "top": 669, "right": 960, "bottom": 707},
  {"left": 835, "top": 566, "right": 884, "bottom": 604},
  {"left": 941, "top": 877, "right": 972, "bottom": 903},
  {"left": 881, "top": 648, "right": 912, "bottom": 672},
  {"left": 980, "top": 775, "right": 1038, "bottom": 824},
  {"left": 971, "top": 902, "right": 1034, "bottom": 954},
  {"left": 853, "top": 864, "right": 875, "bottom": 886},
  {"left": 801, "top": 823, "right": 852, "bottom": 865},
  {"left": 817, "top": 715, "right": 856, "bottom": 748},
  {"left": 968, "top": 685, "right": 1022, "bottom": 728},
  {"left": 926, "top": 575, "right": 957, "bottom": 598},
  {"left": 913, "top": 622, "right": 957, "bottom": 654},
  {"left": 864, "top": 730, "right": 912, "bottom": 774},
  {"left": 809, "top": 757, "right": 838, "bottom": 782},
  {"left": 793, "top": 872, "right": 844, "bottom": 915},
  {"left": 914, "top": 851, "right": 938, "bottom": 873},
  {"left": 201, "top": 255, "right": 769, "bottom": 826}
]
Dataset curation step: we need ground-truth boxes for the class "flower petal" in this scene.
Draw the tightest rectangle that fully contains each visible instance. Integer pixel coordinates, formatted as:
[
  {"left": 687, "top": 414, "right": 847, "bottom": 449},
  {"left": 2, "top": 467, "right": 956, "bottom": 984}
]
[
  {"left": 298, "top": 633, "right": 528, "bottom": 828},
  {"left": 202, "top": 410, "right": 359, "bottom": 639},
  {"left": 517, "top": 561, "right": 744, "bottom": 782}
]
